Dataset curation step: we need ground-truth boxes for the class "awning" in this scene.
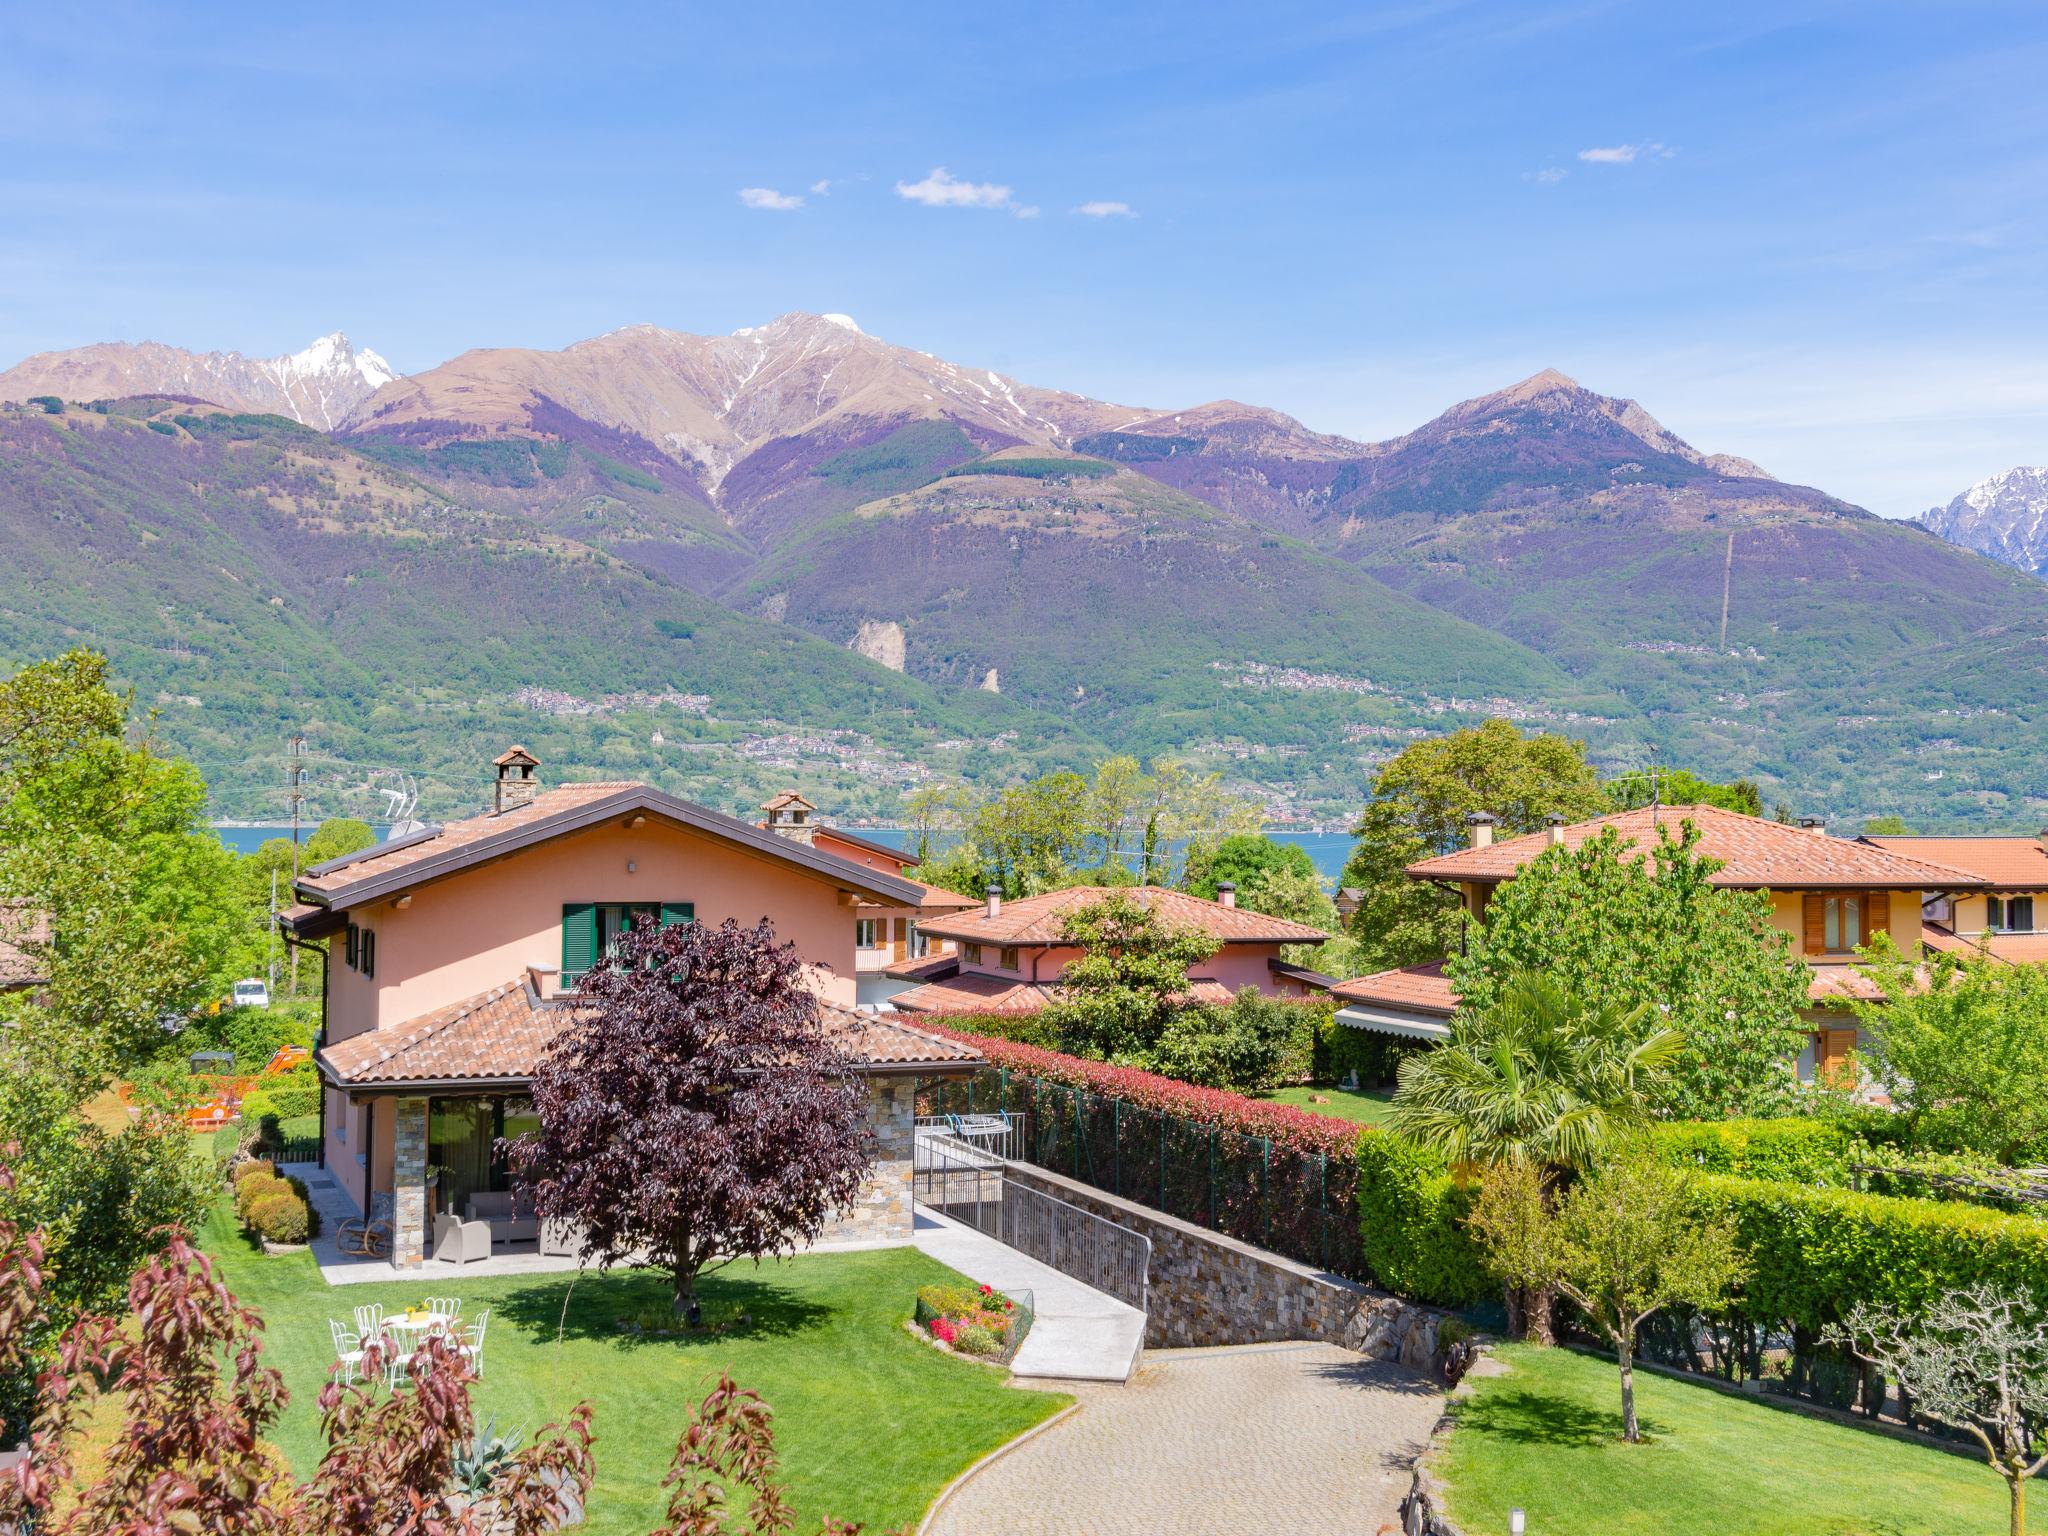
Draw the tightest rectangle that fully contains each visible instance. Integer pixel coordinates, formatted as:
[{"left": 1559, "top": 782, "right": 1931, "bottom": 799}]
[{"left": 1334, "top": 1004, "right": 1452, "bottom": 1042}]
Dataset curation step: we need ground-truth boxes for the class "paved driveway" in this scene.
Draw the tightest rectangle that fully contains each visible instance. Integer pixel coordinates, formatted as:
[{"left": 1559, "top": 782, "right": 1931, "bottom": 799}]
[{"left": 925, "top": 1341, "right": 1442, "bottom": 1536}]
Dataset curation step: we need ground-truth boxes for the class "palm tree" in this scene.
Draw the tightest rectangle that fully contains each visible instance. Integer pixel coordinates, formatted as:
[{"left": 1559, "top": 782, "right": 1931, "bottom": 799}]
[{"left": 1390, "top": 970, "right": 1683, "bottom": 1339}]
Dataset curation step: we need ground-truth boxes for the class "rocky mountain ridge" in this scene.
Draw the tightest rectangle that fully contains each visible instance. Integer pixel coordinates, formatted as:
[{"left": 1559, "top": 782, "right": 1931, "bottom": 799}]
[{"left": 1920, "top": 467, "right": 2048, "bottom": 578}]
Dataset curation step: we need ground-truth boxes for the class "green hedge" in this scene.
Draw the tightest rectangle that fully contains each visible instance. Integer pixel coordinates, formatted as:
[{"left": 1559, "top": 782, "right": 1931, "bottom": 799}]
[
  {"left": 1353, "top": 1131, "right": 1492, "bottom": 1306},
  {"left": 1648, "top": 1117, "right": 1859, "bottom": 1184},
  {"left": 1700, "top": 1174, "right": 2048, "bottom": 1329}
]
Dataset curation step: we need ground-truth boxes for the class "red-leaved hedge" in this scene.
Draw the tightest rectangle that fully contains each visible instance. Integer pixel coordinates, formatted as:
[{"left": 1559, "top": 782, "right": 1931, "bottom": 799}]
[{"left": 914, "top": 1018, "right": 1361, "bottom": 1160}]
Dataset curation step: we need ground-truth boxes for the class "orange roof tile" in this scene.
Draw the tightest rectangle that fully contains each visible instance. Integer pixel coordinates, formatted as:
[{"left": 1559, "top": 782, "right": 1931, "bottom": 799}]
[
  {"left": 317, "top": 979, "right": 981, "bottom": 1087},
  {"left": 1329, "top": 962, "right": 1456, "bottom": 1017},
  {"left": 1863, "top": 835, "right": 2048, "bottom": 891},
  {"left": 293, "top": 780, "right": 923, "bottom": 911},
  {"left": 1408, "top": 805, "right": 1988, "bottom": 891},
  {"left": 916, "top": 885, "right": 1328, "bottom": 946},
  {"left": 889, "top": 973, "right": 1060, "bottom": 1015}
]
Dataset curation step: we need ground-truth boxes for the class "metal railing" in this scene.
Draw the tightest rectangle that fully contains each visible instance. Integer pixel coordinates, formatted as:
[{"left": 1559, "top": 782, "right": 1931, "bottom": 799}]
[
  {"left": 915, "top": 1126, "right": 1151, "bottom": 1314},
  {"left": 914, "top": 1111, "right": 1023, "bottom": 1166}
]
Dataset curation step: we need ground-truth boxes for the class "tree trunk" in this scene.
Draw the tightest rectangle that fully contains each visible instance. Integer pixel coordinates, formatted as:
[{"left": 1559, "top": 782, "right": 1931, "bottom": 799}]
[
  {"left": 1619, "top": 1337, "right": 1639, "bottom": 1443},
  {"left": 2009, "top": 1467, "right": 2024, "bottom": 1536},
  {"left": 1503, "top": 1281, "right": 1526, "bottom": 1340},
  {"left": 1524, "top": 1283, "right": 1557, "bottom": 1347},
  {"left": 673, "top": 1266, "right": 699, "bottom": 1324}
]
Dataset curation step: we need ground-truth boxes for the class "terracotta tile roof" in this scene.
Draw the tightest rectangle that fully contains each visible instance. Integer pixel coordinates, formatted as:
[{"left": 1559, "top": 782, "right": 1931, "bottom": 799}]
[
  {"left": 1805, "top": 963, "right": 1889, "bottom": 1004},
  {"left": 317, "top": 979, "right": 982, "bottom": 1087},
  {"left": 916, "top": 885, "right": 1328, "bottom": 946},
  {"left": 0, "top": 902, "right": 50, "bottom": 989},
  {"left": 885, "top": 953, "right": 960, "bottom": 983},
  {"left": 857, "top": 877, "right": 978, "bottom": 914},
  {"left": 1329, "top": 962, "right": 1456, "bottom": 1018},
  {"left": 293, "top": 780, "right": 924, "bottom": 911},
  {"left": 1863, "top": 836, "right": 2048, "bottom": 891},
  {"left": 1407, "top": 805, "right": 1989, "bottom": 891},
  {"left": 889, "top": 972, "right": 1059, "bottom": 1015},
  {"left": 1923, "top": 925, "right": 2048, "bottom": 966}
]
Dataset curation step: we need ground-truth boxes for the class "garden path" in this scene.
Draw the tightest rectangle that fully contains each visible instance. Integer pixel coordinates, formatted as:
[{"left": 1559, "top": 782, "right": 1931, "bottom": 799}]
[{"left": 923, "top": 1341, "right": 1441, "bottom": 1536}]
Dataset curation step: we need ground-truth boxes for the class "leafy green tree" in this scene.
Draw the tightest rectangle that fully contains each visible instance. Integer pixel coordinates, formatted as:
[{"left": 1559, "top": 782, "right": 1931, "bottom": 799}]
[
  {"left": 1861, "top": 814, "right": 1913, "bottom": 836},
  {"left": 969, "top": 772, "right": 1093, "bottom": 894},
  {"left": 1339, "top": 720, "right": 1608, "bottom": 972},
  {"left": 1604, "top": 767, "right": 1762, "bottom": 817},
  {"left": 1391, "top": 972, "right": 1681, "bottom": 1340},
  {"left": 1470, "top": 1142, "right": 1744, "bottom": 1442},
  {"left": 1145, "top": 988, "right": 1307, "bottom": 1091},
  {"left": 1182, "top": 833, "right": 1318, "bottom": 900},
  {"left": 0, "top": 651, "right": 260, "bottom": 1094},
  {"left": 1089, "top": 755, "right": 1149, "bottom": 866},
  {"left": 1043, "top": 892, "right": 1220, "bottom": 1060},
  {"left": 1135, "top": 761, "right": 1263, "bottom": 886},
  {"left": 302, "top": 816, "right": 377, "bottom": 865},
  {"left": 1448, "top": 819, "right": 1810, "bottom": 1118},
  {"left": 1852, "top": 945, "right": 2048, "bottom": 1161}
]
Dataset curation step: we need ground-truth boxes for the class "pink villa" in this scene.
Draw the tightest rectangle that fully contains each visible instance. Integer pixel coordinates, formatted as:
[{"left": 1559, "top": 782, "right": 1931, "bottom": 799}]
[
  {"left": 284, "top": 749, "right": 980, "bottom": 1269},
  {"left": 886, "top": 883, "right": 1333, "bottom": 1014}
]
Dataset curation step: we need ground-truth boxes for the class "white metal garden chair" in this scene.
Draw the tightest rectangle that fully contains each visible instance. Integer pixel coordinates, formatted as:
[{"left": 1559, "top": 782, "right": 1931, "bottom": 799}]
[
  {"left": 352, "top": 1301, "right": 385, "bottom": 1339},
  {"left": 426, "top": 1296, "right": 462, "bottom": 1328},
  {"left": 328, "top": 1318, "right": 366, "bottom": 1385},
  {"left": 457, "top": 1306, "right": 490, "bottom": 1379}
]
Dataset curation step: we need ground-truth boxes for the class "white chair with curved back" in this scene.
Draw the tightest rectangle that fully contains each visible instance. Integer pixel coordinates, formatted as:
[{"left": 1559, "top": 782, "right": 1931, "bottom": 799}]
[
  {"left": 328, "top": 1318, "right": 365, "bottom": 1385},
  {"left": 458, "top": 1306, "right": 490, "bottom": 1379}
]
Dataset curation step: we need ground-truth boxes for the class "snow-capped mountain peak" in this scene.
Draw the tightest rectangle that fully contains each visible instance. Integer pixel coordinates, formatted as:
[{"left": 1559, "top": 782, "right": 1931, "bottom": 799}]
[{"left": 1919, "top": 466, "right": 2048, "bottom": 579}]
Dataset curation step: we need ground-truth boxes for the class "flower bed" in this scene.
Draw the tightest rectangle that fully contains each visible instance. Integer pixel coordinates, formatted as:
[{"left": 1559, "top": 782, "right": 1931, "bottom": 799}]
[{"left": 915, "top": 1282, "right": 1029, "bottom": 1363}]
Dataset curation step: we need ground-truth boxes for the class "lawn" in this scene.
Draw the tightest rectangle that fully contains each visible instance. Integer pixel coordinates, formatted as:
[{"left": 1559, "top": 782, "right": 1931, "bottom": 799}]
[
  {"left": 1259, "top": 1083, "right": 1398, "bottom": 1127},
  {"left": 1440, "top": 1344, "right": 2009, "bottom": 1536},
  {"left": 198, "top": 1201, "right": 1065, "bottom": 1533}
]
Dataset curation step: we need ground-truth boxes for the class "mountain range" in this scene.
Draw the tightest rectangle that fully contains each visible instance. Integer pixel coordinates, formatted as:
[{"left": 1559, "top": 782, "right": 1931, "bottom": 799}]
[
  {"left": 1919, "top": 467, "right": 2048, "bottom": 579},
  {"left": 2, "top": 315, "right": 2044, "bottom": 830}
]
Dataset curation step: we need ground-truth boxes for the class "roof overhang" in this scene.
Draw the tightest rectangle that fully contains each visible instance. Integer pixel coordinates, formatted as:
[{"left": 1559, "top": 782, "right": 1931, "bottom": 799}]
[
  {"left": 294, "top": 786, "right": 926, "bottom": 914},
  {"left": 1334, "top": 1004, "right": 1452, "bottom": 1042}
]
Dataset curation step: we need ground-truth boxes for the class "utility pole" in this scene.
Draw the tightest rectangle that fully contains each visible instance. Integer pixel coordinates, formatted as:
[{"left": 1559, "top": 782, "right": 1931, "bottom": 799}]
[
  {"left": 286, "top": 733, "right": 306, "bottom": 996},
  {"left": 268, "top": 868, "right": 279, "bottom": 996}
]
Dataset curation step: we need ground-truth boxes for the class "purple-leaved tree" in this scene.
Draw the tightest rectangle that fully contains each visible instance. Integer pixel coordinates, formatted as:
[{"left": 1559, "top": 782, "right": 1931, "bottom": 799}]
[{"left": 504, "top": 916, "right": 872, "bottom": 1321}]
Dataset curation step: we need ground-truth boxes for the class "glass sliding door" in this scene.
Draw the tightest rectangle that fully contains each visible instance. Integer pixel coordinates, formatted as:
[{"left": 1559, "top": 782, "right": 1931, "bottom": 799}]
[{"left": 428, "top": 1095, "right": 543, "bottom": 1218}]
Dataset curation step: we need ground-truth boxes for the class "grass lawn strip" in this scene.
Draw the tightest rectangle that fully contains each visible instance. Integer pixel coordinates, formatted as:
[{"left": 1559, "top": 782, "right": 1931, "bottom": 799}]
[
  {"left": 198, "top": 1200, "right": 1065, "bottom": 1534},
  {"left": 1258, "top": 1083, "right": 1399, "bottom": 1127},
  {"left": 1440, "top": 1342, "right": 2008, "bottom": 1536}
]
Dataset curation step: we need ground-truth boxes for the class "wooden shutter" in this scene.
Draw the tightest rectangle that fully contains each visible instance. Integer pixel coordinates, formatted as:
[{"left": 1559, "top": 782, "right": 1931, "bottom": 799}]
[
  {"left": 1865, "top": 890, "right": 1890, "bottom": 944},
  {"left": 892, "top": 918, "right": 907, "bottom": 962},
  {"left": 1801, "top": 894, "right": 1825, "bottom": 955},
  {"left": 660, "top": 902, "right": 695, "bottom": 928},
  {"left": 561, "top": 903, "right": 598, "bottom": 979}
]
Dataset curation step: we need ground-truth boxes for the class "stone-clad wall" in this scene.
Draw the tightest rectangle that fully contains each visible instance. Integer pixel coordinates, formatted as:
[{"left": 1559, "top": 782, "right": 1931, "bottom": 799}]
[
  {"left": 392, "top": 1096, "right": 428, "bottom": 1266},
  {"left": 821, "top": 1077, "right": 916, "bottom": 1243},
  {"left": 1003, "top": 1162, "right": 1446, "bottom": 1367}
]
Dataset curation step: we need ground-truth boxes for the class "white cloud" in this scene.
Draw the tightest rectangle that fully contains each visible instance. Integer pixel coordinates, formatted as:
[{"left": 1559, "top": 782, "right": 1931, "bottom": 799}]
[
  {"left": 738, "top": 187, "right": 803, "bottom": 211},
  {"left": 894, "top": 167, "right": 1019, "bottom": 211},
  {"left": 1524, "top": 167, "right": 1568, "bottom": 185},
  {"left": 1577, "top": 142, "right": 1673, "bottom": 165},
  {"left": 1013, "top": 204, "right": 1040, "bottom": 220},
  {"left": 810, "top": 179, "right": 833, "bottom": 195},
  {"left": 1073, "top": 200, "right": 1137, "bottom": 218}
]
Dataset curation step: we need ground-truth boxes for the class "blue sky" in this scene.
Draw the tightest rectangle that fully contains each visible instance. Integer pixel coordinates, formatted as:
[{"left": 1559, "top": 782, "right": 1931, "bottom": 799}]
[{"left": 2, "top": 1, "right": 2043, "bottom": 516}]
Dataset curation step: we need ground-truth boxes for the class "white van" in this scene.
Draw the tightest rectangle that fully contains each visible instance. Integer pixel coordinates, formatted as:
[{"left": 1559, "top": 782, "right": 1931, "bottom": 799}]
[{"left": 231, "top": 978, "right": 271, "bottom": 1010}]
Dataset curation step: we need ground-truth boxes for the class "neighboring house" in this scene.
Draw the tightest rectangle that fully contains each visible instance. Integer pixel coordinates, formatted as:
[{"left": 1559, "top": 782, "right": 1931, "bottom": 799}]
[
  {"left": 285, "top": 750, "right": 981, "bottom": 1268},
  {"left": 888, "top": 883, "right": 1331, "bottom": 1014},
  {"left": 1332, "top": 804, "right": 1990, "bottom": 1083},
  {"left": 757, "top": 791, "right": 977, "bottom": 1005},
  {"left": 1862, "top": 831, "right": 2048, "bottom": 965},
  {"left": 0, "top": 901, "right": 50, "bottom": 995}
]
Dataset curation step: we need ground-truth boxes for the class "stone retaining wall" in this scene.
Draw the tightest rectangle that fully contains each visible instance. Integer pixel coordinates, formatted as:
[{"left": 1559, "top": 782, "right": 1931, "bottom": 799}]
[{"left": 1002, "top": 1162, "right": 1445, "bottom": 1366}]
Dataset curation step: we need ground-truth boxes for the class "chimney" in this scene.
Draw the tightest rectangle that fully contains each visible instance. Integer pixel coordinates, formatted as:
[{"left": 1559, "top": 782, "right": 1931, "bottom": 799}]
[
  {"left": 1216, "top": 881, "right": 1237, "bottom": 908},
  {"left": 985, "top": 884, "right": 1002, "bottom": 920},
  {"left": 2036, "top": 827, "right": 2048, "bottom": 855},
  {"left": 492, "top": 746, "right": 541, "bottom": 814},
  {"left": 761, "top": 791, "right": 817, "bottom": 846},
  {"left": 1546, "top": 814, "right": 1566, "bottom": 848},
  {"left": 1800, "top": 816, "right": 1826, "bottom": 837},
  {"left": 1467, "top": 812, "right": 1497, "bottom": 850}
]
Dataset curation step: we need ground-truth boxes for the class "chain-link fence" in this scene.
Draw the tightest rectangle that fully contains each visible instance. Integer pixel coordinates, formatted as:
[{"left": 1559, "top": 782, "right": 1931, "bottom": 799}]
[{"left": 919, "top": 1067, "right": 1364, "bottom": 1280}]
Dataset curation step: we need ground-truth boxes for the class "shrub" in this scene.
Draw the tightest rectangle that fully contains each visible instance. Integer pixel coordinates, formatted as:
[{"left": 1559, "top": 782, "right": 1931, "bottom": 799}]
[
  {"left": 235, "top": 1171, "right": 289, "bottom": 1222},
  {"left": 239, "top": 1089, "right": 275, "bottom": 1124},
  {"left": 915, "top": 1284, "right": 983, "bottom": 1325},
  {"left": 1144, "top": 990, "right": 1310, "bottom": 1092},
  {"left": 1313, "top": 1013, "right": 1423, "bottom": 1088},
  {"left": 264, "top": 1068, "right": 320, "bottom": 1121},
  {"left": 246, "top": 1191, "right": 310, "bottom": 1245},
  {"left": 1352, "top": 1131, "right": 1492, "bottom": 1306},
  {"left": 229, "top": 1158, "right": 278, "bottom": 1190},
  {"left": 953, "top": 1323, "right": 1000, "bottom": 1356},
  {"left": 1648, "top": 1117, "right": 1859, "bottom": 1184}
]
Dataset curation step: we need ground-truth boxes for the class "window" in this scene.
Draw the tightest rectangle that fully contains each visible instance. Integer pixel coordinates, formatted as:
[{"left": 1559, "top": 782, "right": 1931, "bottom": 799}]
[
  {"left": 561, "top": 902, "right": 694, "bottom": 986},
  {"left": 1803, "top": 890, "right": 1891, "bottom": 955},
  {"left": 428, "top": 1094, "right": 539, "bottom": 1219},
  {"left": 999, "top": 946, "right": 1020, "bottom": 971},
  {"left": 344, "top": 922, "right": 359, "bottom": 970},
  {"left": 963, "top": 943, "right": 983, "bottom": 965},
  {"left": 1990, "top": 895, "right": 2037, "bottom": 933},
  {"left": 359, "top": 927, "right": 376, "bottom": 979},
  {"left": 856, "top": 918, "right": 882, "bottom": 949},
  {"left": 910, "top": 925, "right": 931, "bottom": 959}
]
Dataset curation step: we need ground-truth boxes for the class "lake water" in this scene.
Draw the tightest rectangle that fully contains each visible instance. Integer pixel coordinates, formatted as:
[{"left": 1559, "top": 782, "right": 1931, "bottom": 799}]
[{"left": 210, "top": 824, "right": 1357, "bottom": 883}]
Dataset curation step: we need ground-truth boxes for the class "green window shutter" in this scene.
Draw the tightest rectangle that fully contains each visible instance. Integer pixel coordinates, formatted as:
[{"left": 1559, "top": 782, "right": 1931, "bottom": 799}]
[
  {"left": 660, "top": 902, "right": 695, "bottom": 928},
  {"left": 561, "top": 902, "right": 598, "bottom": 981}
]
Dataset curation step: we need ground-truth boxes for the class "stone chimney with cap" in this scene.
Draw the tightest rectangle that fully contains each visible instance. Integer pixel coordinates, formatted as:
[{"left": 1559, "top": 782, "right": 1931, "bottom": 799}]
[
  {"left": 984, "top": 883, "right": 1002, "bottom": 920},
  {"left": 1800, "top": 815, "right": 1826, "bottom": 836},
  {"left": 1216, "top": 881, "right": 1237, "bottom": 908},
  {"left": 761, "top": 791, "right": 817, "bottom": 846},
  {"left": 1467, "top": 812, "right": 1497, "bottom": 850},
  {"left": 1546, "top": 814, "right": 1566, "bottom": 847},
  {"left": 492, "top": 746, "right": 541, "bottom": 814}
]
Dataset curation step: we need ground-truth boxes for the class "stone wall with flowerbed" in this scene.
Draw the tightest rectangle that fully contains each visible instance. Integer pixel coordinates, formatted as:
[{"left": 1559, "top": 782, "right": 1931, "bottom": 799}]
[{"left": 914, "top": 1281, "right": 1032, "bottom": 1365}]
